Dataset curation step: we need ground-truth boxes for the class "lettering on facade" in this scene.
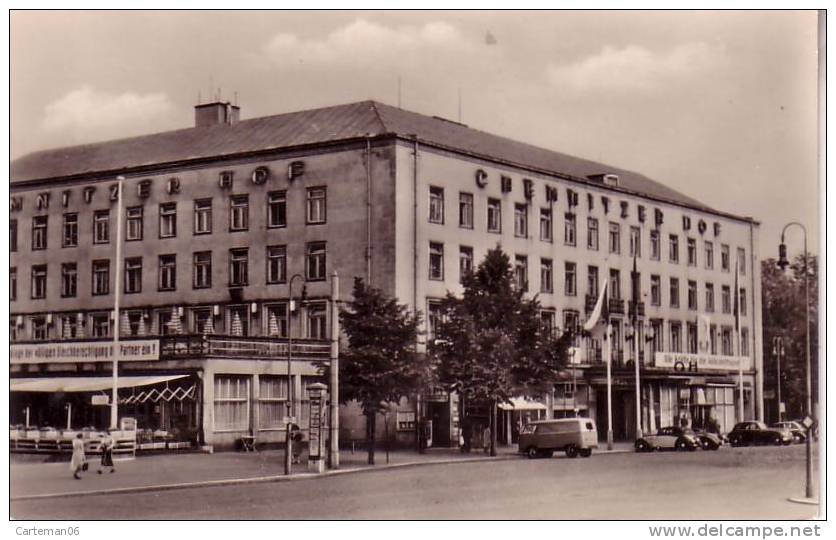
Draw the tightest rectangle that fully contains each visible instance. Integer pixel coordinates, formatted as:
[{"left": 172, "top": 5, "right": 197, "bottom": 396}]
[
  {"left": 10, "top": 196, "right": 23, "bottom": 212},
  {"left": 138, "top": 179, "right": 152, "bottom": 198},
  {"left": 219, "top": 171, "right": 234, "bottom": 189},
  {"left": 620, "top": 200, "right": 629, "bottom": 218},
  {"left": 10, "top": 340, "right": 160, "bottom": 364},
  {"left": 698, "top": 219, "right": 707, "bottom": 234},
  {"left": 475, "top": 169, "right": 488, "bottom": 188},
  {"left": 714, "top": 222, "right": 722, "bottom": 236},
  {"left": 167, "top": 177, "right": 181, "bottom": 194},
  {"left": 287, "top": 161, "right": 304, "bottom": 181},
  {"left": 36, "top": 192, "right": 50, "bottom": 210},
  {"left": 62, "top": 190, "right": 71, "bottom": 208},
  {"left": 654, "top": 352, "right": 749, "bottom": 373},
  {"left": 109, "top": 183, "right": 119, "bottom": 201},
  {"left": 83, "top": 186, "right": 96, "bottom": 204}
]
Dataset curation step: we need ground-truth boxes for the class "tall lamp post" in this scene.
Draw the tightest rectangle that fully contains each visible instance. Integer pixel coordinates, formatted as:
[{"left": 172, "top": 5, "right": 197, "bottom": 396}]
[
  {"left": 777, "top": 222, "right": 814, "bottom": 500},
  {"left": 772, "top": 336, "right": 785, "bottom": 422},
  {"left": 285, "top": 273, "right": 305, "bottom": 475}
]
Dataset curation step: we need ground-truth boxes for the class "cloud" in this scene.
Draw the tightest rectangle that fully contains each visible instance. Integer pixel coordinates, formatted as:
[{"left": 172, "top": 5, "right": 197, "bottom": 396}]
[
  {"left": 41, "top": 85, "right": 176, "bottom": 142},
  {"left": 546, "top": 42, "right": 726, "bottom": 96}
]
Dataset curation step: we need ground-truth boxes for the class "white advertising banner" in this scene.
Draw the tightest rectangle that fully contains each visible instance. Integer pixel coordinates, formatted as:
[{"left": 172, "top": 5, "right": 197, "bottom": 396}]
[
  {"left": 653, "top": 352, "right": 751, "bottom": 373},
  {"left": 10, "top": 340, "right": 160, "bottom": 364}
]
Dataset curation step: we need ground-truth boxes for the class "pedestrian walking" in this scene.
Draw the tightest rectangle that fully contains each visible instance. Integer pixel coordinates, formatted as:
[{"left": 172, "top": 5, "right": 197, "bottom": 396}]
[
  {"left": 98, "top": 429, "right": 116, "bottom": 474},
  {"left": 70, "top": 433, "right": 86, "bottom": 480},
  {"left": 482, "top": 424, "right": 491, "bottom": 454},
  {"left": 290, "top": 424, "right": 303, "bottom": 464}
]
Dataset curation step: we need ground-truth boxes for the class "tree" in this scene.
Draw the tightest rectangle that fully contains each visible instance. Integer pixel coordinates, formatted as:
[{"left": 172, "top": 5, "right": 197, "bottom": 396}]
[
  {"left": 336, "top": 277, "right": 426, "bottom": 464},
  {"left": 432, "top": 247, "right": 572, "bottom": 456},
  {"left": 761, "top": 254, "right": 819, "bottom": 423}
]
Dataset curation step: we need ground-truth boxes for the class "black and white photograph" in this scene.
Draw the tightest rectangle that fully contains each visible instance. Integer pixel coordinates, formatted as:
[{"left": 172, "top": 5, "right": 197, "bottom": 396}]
[{"left": 6, "top": 7, "right": 825, "bottom": 528}]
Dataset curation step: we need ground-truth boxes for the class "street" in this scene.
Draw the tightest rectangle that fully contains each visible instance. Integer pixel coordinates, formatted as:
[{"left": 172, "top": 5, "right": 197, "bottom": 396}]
[{"left": 11, "top": 444, "right": 819, "bottom": 520}]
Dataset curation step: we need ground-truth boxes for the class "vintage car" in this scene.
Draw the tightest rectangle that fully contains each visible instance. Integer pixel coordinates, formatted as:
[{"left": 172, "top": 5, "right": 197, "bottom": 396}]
[
  {"left": 518, "top": 418, "right": 598, "bottom": 458},
  {"left": 771, "top": 421, "right": 807, "bottom": 444},
  {"left": 727, "top": 421, "right": 792, "bottom": 446},
  {"left": 694, "top": 430, "right": 723, "bottom": 450},
  {"left": 634, "top": 426, "right": 700, "bottom": 452}
]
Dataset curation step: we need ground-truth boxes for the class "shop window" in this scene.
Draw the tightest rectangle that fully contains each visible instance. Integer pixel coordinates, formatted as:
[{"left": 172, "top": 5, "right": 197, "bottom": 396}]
[
  {"left": 214, "top": 375, "right": 250, "bottom": 431},
  {"left": 62, "top": 214, "right": 78, "bottom": 247},
  {"left": 307, "top": 303, "right": 327, "bottom": 340},
  {"left": 258, "top": 376, "right": 289, "bottom": 430}
]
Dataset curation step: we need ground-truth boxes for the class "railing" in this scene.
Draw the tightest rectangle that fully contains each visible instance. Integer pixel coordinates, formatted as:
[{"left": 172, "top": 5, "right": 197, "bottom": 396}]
[
  {"left": 608, "top": 298, "right": 625, "bottom": 314},
  {"left": 160, "top": 335, "right": 331, "bottom": 360}
]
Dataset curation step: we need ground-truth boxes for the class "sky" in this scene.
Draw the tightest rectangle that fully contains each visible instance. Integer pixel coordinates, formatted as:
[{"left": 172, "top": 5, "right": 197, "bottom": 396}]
[{"left": 9, "top": 10, "right": 822, "bottom": 258}]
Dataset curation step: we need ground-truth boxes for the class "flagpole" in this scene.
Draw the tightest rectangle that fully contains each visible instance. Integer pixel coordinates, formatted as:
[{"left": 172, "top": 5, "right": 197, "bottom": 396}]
[
  {"left": 110, "top": 176, "right": 125, "bottom": 430},
  {"left": 606, "top": 321, "right": 613, "bottom": 451},
  {"left": 632, "top": 254, "right": 642, "bottom": 439},
  {"left": 735, "top": 258, "right": 744, "bottom": 422}
]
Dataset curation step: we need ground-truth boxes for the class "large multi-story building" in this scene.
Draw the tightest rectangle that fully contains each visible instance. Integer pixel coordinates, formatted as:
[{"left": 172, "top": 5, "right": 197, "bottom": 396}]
[{"left": 10, "top": 100, "right": 763, "bottom": 450}]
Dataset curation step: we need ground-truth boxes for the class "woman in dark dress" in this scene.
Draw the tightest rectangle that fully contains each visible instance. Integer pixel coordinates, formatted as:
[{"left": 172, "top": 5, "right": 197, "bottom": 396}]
[{"left": 98, "top": 429, "right": 116, "bottom": 474}]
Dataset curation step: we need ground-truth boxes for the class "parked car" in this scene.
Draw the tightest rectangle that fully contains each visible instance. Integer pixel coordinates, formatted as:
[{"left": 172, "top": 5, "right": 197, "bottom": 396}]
[
  {"left": 772, "top": 421, "right": 806, "bottom": 444},
  {"left": 694, "top": 430, "right": 723, "bottom": 450},
  {"left": 518, "top": 418, "right": 598, "bottom": 458},
  {"left": 727, "top": 421, "right": 792, "bottom": 447},
  {"left": 634, "top": 426, "right": 700, "bottom": 452}
]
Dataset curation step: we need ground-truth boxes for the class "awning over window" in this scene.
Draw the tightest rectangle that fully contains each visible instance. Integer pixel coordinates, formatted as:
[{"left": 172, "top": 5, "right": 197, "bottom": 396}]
[
  {"left": 498, "top": 397, "right": 547, "bottom": 411},
  {"left": 10, "top": 375, "right": 188, "bottom": 393}
]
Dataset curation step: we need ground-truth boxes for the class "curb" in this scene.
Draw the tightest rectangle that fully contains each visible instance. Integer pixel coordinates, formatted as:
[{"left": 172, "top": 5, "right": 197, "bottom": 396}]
[{"left": 11, "top": 448, "right": 632, "bottom": 502}]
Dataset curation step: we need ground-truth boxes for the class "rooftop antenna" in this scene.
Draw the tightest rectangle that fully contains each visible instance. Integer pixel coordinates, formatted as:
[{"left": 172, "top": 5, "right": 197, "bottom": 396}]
[{"left": 398, "top": 76, "right": 402, "bottom": 108}]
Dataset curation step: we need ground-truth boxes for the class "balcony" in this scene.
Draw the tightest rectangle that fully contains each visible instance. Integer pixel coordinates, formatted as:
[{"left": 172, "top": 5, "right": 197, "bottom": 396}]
[
  {"left": 608, "top": 298, "right": 625, "bottom": 314},
  {"left": 628, "top": 301, "right": 645, "bottom": 317},
  {"left": 160, "top": 335, "right": 330, "bottom": 361}
]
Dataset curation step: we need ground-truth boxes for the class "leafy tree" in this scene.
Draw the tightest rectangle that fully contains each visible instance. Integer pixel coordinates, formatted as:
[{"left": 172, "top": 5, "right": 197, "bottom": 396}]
[
  {"left": 432, "top": 247, "right": 572, "bottom": 456},
  {"left": 336, "top": 277, "right": 426, "bottom": 464},
  {"left": 761, "top": 254, "right": 819, "bottom": 422}
]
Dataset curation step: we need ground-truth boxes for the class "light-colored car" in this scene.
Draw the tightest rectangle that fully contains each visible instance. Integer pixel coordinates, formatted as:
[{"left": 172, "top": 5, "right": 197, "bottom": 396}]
[
  {"left": 518, "top": 418, "right": 598, "bottom": 458},
  {"left": 635, "top": 426, "right": 700, "bottom": 452},
  {"left": 772, "top": 421, "right": 806, "bottom": 444}
]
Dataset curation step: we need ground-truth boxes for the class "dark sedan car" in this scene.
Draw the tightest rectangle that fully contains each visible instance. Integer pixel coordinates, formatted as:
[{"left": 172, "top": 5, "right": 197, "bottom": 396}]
[
  {"left": 727, "top": 421, "right": 792, "bottom": 447},
  {"left": 694, "top": 430, "right": 723, "bottom": 450}
]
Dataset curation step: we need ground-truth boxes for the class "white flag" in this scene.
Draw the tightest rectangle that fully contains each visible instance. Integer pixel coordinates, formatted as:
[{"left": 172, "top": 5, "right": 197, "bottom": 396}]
[{"left": 583, "top": 280, "right": 608, "bottom": 331}]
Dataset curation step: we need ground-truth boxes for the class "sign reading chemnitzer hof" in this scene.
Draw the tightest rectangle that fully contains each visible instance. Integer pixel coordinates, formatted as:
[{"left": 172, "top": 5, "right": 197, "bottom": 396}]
[
  {"left": 653, "top": 352, "right": 752, "bottom": 373},
  {"left": 10, "top": 340, "right": 159, "bottom": 364}
]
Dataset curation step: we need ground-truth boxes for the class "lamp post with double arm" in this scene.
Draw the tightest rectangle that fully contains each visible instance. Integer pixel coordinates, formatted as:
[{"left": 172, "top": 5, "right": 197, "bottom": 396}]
[{"left": 285, "top": 273, "right": 305, "bottom": 475}]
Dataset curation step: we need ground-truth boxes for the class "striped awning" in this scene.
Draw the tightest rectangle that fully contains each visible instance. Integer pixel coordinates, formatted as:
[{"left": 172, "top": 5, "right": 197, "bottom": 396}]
[{"left": 10, "top": 375, "right": 188, "bottom": 393}]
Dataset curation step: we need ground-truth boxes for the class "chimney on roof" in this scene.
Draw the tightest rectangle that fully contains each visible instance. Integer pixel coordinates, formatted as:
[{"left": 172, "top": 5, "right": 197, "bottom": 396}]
[{"left": 195, "top": 101, "right": 240, "bottom": 127}]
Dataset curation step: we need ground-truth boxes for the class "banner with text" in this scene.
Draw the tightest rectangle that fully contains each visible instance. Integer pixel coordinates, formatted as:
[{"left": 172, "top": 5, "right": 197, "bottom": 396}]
[
  {"left": 653, "top": 352, "right": 751, "bottom": 373},
  {"left": 11, "top": 340, "right": 160, "bottom": 364}
]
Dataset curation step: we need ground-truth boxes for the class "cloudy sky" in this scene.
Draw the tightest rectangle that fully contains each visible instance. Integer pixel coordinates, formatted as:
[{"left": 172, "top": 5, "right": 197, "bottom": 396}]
[{"left": 10, "top": 10, "right": 821, "bottom": 256}]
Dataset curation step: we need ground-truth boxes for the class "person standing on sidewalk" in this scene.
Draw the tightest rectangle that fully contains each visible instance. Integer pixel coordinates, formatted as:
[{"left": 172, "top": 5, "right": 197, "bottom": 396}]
[
  {"left": 70, "top": 433, "right": 86, "bottom": 480},
  {"left": 98, "top": 429, "right": 116, "bottom": 474}
]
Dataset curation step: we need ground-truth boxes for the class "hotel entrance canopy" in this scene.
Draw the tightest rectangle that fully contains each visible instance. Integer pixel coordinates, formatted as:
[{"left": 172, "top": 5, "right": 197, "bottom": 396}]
[{"left": 10, "top": 375, "right": 188, "bottom": 393}]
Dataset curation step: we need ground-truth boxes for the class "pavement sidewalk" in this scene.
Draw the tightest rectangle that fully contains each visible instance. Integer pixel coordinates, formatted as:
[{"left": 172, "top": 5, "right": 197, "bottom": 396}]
[{"left": 11, "top": 442, "right": 634, "bottom": 501}]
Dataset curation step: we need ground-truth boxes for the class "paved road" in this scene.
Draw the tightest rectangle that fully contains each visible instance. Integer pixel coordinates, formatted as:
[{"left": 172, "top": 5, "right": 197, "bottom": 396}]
[{"left": 11, "top": 445, "right": 819, "bottom": 520}]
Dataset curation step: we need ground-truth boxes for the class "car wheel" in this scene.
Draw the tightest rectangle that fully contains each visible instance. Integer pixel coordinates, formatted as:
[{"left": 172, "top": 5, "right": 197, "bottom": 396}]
[
  {"left": 565, "top": 444, "right": 579, "bottom": 458},
  {"left": 579, "top": 448, "right": 592, "bottom": 458},
  {"left": 635, "top": 440, "right": 651, "bottom": 452},
  {"left": 773, "top": 435, "right": 784, "bottom": 446},
  {"left": 526, "top": 446, "right": 539, "bottom": 459},
  {"left": 700, "top": 439, "right": 710, "bottom": 450},
  {"left": 676, "top": 438, "right": 690, "bottom": 451}
]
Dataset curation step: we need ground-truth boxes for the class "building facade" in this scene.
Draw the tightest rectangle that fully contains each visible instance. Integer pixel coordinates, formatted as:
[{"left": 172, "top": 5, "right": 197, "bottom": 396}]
[{"left": 10, "top": 100, "right": 763, "bottom": 450}]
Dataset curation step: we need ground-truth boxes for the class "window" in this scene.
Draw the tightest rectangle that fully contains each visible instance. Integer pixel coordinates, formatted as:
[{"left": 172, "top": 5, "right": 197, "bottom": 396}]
[
  {"left": 32, "top": 317, "right": 48, "bottom": 341},
  {"left": 564, "top": 262, "right": 576, "bottom": 296},
  {"left": 267, "top": 245, "right": 287, "bottom": 284},
  {"left": 258, "top": 376, "right": 289, "bottom": 430},
  {"left": 515, "top": 255, "right": 528, "bottom": 291},
  {"left": 608, "top": 222, "right": 620, "bottom": 254},
  {"left": 307, "top": 303, "right": 328, "bottom": 339},
  {"left": 721, "top": 327, "right": 733, "bottom": 356},
  {"left": 306, "top": 242, "right": 327, "bottom": 281},
  {"left": 193, "top": 251, "right": 212, "bottom": 289},
  {"left": 669, "top": 234, "right": 679, "bottom": 263},
  {"left": 267, "top": 191, "right": 286, "bottom": 229},
  {"left": 564, "top": 213, "right": 576, "bottom": 246},
  {"left": 92, "top": 260, "right": 110, "bottom": 295},
  {"left": 126, "top": 207, "right": 143, "bottom": 241},
  {"left": 563, "top": 310, "right": 579, "bottom": 334},
  {"left": 194, "top": 199, "right": 213, "bottom": 234},
  {"left": 158, "top": 255, "right": 176, "bottom": 291},
  {"left": 226, "top": 306, "right": 249, "bottom": 336},
  {"left": 609, "top": 269, "right": 621, "bottom": 299},
  {"left": 427, "top": 300, "right": 444, "bottom": 340},
  {"left": 62, "top": 214, "right": 78, "bottom": 247},
  {"left": 429, "top": 186, "right": 444, "bottom": 224},
  {"left": 459, "top": 193, "right": 474, "bottom": 229},
  {"left": 265, "top": 304, "right": 288, "bottom": 337},
  {"left": 587, "top": 217, "right": 599, "bottom": 250},
  {"left": 10, "top": 267, "right": 17, "bottom": 301},
  {"left": 31, "top": 265, "right": 47, "bottom": 299},
  {"left": 705, "top": 283, "right": 715, "bottom": 312},
  {"left": 229, "top": 195, "right": 249, "bottom": 231},
  {"left": 710, "top": 324, "right": 717, "bottom": 354},
  {"left": 670, "top": 322, "right": 682, "bottom": 353},
  {"left": 93, "top": 210, "right": 110, "bottom": 244},
  {"left": 429, "top": 242, "right": 444, "bottom": 280},
  {"left": 650, "top": 319, "right": 663, "bottom": 353},
  {"left": 487, "top": 198, "right": 501, "bottom": 233},
  {"left": 459, "top": 246, "right": 473, "bottom": 283},
  {"left": 125, "top": 257, "right": 142, "bottom": 294},
  {"left": 160, "top": 203, "right": 177, "bottom": 238},
  {"left": 721, "top": 244, "right": 730, "bottom": 272},
  {"left": 540, "top": 208, "right": 552, "bottom": 242},
  {"left": 688, "top": 280, "right": 697, "bottom": 310},
  {"left": 587, "top": 266, "right": 599, "bottom": 297},
  {"left": 739, "top": 288, "right": 747, "bottom": 316},
  {"left": 540, "top": 258, "right": 553, "bottom": 293},
  {"left": 629, "top": 226, "right": 641, "bottom": 257},
  {"left": 705, "top": 241, "right": 714, "bottom": 269},
  {"left": 190, "top": 308, "right": 212, "bottom": 335},
  {"left": 214, "top": 375, "right": 249, "bottom": 431},
  {"left": 741, "top": 328, "right": 750, "bottom": 356},
  {"left": 650, "top": 230, "right": 660, "bottom": 260},
  {"left": 229, "top": 248, "right": 249, "bottom": 286},
  {"left": 158, "top": 310, "right": 173, "bottom": 336},
  {"left": 124, "top": 311, "right": 144, "bottom": 337},
  {"left": 32, "top": 216, "right": 48, "bottom": 250},
  {"left": 514, "top": 204, "right": 528, "bottom": 238},
  {"left": 541, "top": 310, "right": 556, "bottom": 334},
  {"left": 669, "top": 277, "right": 680, "bottom": 308},
  {"left": 61, "top": 263, "right": 77, "bottom": 298},
  {"left": 306, "top": 187, "right": 327, "bottom": 224},
  {"left": 91, "top": 313, "right": 110, "bottom": 338},
  {"left": 737, "top": 248, "right": 746, "bottom": 275},
  {"left": 10, "top": 220, "right": 17, "bottom": 252},
  {"left": 721, "top": 285, "right": 731, "bottom": 313},
  {"left": 687, "top": 238, "right": 697, "bottom": 266},
  {"left": 650, "top": 275, "right": 661, "bottom": 306},
  {"left": 687, "top": 322, "right": 698, "bottom": 354}
]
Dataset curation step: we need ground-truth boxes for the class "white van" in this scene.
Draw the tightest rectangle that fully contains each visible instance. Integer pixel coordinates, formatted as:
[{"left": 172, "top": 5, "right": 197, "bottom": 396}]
[{"left": 518, "top": 418, "right": 598, "bottom": 458}]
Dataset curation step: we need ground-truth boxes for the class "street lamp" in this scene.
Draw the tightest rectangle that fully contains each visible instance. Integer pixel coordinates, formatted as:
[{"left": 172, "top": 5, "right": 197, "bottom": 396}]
[
  {"left": 285, "top": 273, "right": 306, "bottom": 475},
  {"left": 777, "top": 222, "right": 814, "bottom": 501},
  {"left": 772, "top": 336, "right": 785, "bottom": 422}
]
